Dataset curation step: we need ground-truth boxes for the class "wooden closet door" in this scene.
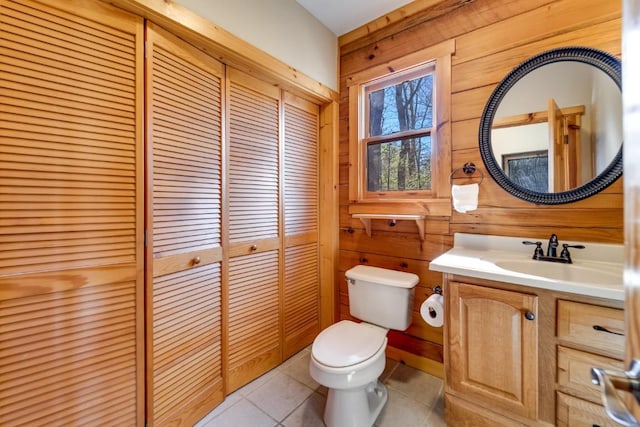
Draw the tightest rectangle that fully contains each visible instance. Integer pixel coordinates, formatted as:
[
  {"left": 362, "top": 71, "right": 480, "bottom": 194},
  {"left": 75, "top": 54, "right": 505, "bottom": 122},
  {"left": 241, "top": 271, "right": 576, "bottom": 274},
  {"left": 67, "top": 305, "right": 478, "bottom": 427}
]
[
  {"left": 145, "top": 24, "right": 224, "bottom": 426},
  {"left": 225, "top": 69, "right": 281, "bottom": 391},
  {"left": 0, "top": 0, "right": 144, "bottom": 425},
  {"left": 282, "top": 93, "right": 320, "bottom": 358}
]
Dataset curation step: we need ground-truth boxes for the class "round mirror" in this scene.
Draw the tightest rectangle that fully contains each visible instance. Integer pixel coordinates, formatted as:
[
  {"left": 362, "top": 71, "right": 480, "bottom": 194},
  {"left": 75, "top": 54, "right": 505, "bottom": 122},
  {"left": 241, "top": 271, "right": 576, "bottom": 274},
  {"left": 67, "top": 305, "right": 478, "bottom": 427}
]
[{"left": 479, "top": 46, "right": 622, "bottom": 204}]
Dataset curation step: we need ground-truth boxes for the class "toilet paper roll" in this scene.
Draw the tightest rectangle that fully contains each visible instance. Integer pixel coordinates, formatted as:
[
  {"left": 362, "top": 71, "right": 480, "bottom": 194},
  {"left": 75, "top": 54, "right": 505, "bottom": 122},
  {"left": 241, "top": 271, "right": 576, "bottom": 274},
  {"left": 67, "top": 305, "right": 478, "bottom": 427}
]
[{"left": 420, "top": 294, "right": 444, "bottom": 327}]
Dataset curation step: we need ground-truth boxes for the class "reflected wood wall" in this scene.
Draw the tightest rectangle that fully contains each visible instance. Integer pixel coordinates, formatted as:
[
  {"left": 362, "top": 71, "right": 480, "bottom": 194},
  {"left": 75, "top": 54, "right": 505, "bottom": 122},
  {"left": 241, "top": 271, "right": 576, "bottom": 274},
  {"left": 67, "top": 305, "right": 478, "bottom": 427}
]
[{"left": 338, "top": 0, "right": 623, "bottom": 376}]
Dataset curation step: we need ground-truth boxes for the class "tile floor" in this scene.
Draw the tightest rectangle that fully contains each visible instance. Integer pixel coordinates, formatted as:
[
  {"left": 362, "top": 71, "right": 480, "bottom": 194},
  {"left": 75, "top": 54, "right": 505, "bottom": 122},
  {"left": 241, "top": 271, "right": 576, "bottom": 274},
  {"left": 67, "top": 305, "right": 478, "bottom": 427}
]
[{"left": 195, "top": 347, "right": 446, "bottom": 427}]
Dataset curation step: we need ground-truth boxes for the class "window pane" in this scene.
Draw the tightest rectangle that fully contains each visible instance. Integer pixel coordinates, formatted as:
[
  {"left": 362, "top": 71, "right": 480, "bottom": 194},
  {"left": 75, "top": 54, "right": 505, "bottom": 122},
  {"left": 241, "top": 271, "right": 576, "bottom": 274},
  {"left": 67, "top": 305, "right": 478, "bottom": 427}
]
[
  {"left": 368, "top": 74, "right": 434, "bottom": 137},
  {"left": 366, "top": 136, "right": 432, "bottom": 192}
]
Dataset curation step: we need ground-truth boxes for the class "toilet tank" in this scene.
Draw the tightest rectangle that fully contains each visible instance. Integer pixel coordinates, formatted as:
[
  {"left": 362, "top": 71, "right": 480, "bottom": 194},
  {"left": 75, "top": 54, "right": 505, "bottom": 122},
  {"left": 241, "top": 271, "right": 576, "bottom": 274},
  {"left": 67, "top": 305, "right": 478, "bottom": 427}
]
[{"left": 345, "top": 265, "right": 419, "bottom": 331}]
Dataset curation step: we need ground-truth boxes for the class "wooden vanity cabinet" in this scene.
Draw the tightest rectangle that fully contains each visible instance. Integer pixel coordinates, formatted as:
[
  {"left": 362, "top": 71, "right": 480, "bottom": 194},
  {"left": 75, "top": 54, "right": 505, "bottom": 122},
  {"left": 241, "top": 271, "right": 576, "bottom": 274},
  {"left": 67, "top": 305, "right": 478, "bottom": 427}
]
[
  {"left": 555, "top": 300, "right": 624, "bottom": 427},
  {"left": 443, "top": 275, "right": 624, "bottom": 427},
  {"left": 446, "top": 280, "right": 539, "bottom": 425}
]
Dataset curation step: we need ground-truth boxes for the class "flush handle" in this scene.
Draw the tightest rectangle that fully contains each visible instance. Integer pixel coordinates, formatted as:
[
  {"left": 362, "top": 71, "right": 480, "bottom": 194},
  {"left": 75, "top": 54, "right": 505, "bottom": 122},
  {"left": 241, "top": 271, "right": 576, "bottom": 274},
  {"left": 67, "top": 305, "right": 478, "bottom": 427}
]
[{"left": 591, "top": 359, "right": 640, "bottom": 426}]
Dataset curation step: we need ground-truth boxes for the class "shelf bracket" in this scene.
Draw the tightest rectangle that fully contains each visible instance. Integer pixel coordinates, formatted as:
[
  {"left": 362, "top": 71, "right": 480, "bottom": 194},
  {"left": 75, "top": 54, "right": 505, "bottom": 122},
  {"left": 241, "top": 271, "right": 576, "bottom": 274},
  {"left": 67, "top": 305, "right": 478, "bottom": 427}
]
[
  {"left": 358, "top": 217, "right": 372, "bottom": 237},
  {"left": 352, "top": 214, "right": 426, "bottom": 241}
]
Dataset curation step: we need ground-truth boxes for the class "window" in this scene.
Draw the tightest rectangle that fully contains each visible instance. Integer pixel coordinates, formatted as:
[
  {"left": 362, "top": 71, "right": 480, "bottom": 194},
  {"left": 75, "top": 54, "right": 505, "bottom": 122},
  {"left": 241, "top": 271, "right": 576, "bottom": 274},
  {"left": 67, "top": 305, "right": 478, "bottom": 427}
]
[
  {"left": 347, "top": 40, "right": 454, "bottom": 212},
  {"left": 364, "top": 65, "right": 435, "bottom": 194}
]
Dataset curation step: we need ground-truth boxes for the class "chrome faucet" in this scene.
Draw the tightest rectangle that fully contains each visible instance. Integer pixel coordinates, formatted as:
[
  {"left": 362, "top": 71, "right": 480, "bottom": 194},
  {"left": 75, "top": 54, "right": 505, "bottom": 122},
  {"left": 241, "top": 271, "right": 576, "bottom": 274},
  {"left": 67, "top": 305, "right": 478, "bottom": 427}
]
[{"left": 522, "top": 234, "right": 585, "bottom": 264}]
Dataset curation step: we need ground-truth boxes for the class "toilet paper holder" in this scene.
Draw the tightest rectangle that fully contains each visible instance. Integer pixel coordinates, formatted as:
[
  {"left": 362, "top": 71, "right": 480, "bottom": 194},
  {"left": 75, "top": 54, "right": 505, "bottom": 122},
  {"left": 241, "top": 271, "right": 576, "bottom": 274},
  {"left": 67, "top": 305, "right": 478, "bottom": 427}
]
[{"left": 430, "top": 285, "right": 443, "bottom": 296}]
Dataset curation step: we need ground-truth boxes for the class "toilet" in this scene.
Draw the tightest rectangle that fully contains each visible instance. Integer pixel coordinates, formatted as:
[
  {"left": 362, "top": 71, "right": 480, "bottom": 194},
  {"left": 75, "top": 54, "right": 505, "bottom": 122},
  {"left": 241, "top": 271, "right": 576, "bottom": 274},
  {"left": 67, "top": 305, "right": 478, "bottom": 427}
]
[{"left": 309, "top": 265, "right": 419, "bottom": 427}]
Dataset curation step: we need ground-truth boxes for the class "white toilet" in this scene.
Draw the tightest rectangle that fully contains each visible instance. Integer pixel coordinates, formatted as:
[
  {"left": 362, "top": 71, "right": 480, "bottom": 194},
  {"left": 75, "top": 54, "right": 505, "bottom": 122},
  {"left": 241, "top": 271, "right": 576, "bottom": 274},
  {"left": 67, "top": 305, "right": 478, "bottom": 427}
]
[{"left": 309, "top": 265, "right": 419, "bottom": 427}]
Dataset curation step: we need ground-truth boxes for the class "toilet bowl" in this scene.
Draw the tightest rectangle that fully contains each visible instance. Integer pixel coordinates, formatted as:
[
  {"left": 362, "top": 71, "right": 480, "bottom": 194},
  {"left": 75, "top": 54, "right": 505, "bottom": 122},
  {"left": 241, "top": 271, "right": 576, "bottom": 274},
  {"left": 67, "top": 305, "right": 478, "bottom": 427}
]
[
  {"left": 309, "top": 265, "right": 419, "bottom": 427},
  {"left": 310, "top": 320, "right": 388, "bottom": 427}
]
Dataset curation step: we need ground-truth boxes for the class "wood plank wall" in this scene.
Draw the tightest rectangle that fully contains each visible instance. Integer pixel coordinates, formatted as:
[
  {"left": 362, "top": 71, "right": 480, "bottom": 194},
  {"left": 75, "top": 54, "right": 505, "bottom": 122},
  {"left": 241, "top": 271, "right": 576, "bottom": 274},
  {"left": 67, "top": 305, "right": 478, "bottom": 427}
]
[{"left": 338, "top": 0, "right": 623, "bottom": 375}]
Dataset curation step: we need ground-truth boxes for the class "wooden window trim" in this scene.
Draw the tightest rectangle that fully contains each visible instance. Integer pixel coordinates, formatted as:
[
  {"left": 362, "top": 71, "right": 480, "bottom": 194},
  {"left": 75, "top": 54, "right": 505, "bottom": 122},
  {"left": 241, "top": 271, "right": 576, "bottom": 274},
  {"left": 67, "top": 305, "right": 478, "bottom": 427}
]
[{"left": 347, "top": 40, "right": 454, "bottom": 216}]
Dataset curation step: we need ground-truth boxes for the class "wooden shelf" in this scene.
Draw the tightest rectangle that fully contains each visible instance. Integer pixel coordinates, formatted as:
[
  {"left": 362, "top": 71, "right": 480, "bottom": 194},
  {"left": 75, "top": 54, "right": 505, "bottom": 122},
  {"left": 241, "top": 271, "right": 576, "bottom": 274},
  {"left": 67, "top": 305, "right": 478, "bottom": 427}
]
[{"left": 351, "top": 213, "right": 426, "bottom": 240}]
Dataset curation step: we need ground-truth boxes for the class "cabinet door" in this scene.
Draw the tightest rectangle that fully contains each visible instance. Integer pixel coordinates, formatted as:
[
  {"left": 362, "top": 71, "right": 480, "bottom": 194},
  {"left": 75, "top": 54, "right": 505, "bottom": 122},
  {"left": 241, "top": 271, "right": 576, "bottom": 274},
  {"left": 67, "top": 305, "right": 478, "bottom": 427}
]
[
  {"left": 282, "top": 94, "right": 320, "bottom": 358},
  {"left": 448, "top": 281, "right": 538, "bottom": 419},
  {"left": 226, "top": 69, "right": 281, "bottom": 391},
  {"left": 146, "top": 24, "right": 224, "bottom": 426},
  {"left": 0, "top": 0, "right": 144, "bottom": 425}
]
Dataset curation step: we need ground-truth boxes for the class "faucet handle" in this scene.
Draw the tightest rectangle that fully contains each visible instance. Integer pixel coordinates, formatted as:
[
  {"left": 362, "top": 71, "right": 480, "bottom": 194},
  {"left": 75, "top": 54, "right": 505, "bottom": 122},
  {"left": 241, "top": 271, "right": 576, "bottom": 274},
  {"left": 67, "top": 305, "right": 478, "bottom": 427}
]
[
  {"left": 559, "top": 243, "right": 585, "bottom": 263},
  {"left": 523, "top": 241, "right": 544, "bottom": 259}
]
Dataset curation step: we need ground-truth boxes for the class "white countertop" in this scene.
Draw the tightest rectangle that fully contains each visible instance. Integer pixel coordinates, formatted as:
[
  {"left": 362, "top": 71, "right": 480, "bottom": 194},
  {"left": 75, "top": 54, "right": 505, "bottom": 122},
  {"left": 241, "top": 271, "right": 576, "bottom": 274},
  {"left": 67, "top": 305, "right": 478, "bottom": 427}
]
[{"left": 429, "top": 233, "right": 624, "bottom": 300}]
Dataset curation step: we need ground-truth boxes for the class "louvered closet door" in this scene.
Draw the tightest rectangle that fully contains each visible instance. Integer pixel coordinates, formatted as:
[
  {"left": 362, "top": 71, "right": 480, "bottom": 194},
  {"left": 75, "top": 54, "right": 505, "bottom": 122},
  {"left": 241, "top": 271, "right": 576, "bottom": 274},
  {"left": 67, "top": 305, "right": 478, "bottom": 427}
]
[
  {"left": 282, "top": 94, "right": 320, "bottom": 358},
  {"left": 0, "top": 0, "right": 144, "bottom": 425},
  {"left": 146, "top": 24, "right": 224, "bottom": 427},
  {"left": 226, "top": 69, "right": 281, "bottom": 391}
]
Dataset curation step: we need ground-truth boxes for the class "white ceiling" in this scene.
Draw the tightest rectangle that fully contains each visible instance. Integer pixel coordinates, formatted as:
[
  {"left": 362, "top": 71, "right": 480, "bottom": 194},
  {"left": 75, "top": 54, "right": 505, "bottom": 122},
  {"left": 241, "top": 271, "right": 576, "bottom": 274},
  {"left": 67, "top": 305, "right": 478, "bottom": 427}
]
[{"left": 295, "top": 0, "right": 415, "bottom": 36}]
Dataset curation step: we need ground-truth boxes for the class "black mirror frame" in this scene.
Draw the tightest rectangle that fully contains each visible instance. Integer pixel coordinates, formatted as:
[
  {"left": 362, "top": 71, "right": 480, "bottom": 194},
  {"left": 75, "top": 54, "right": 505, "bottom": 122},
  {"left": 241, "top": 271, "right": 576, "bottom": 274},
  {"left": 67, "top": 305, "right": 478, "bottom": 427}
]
[{"left": 478, "top": 46, "right": 622, "bottom": 205}]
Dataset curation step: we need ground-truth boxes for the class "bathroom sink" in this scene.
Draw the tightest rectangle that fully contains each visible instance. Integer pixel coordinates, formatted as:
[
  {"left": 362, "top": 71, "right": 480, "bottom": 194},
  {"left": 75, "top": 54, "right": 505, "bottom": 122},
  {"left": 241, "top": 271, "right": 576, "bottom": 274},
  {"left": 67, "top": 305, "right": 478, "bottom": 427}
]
[
  {"left": 494, "top": 259, "right": 622, "bottom": 286},
  {"left": 430, "top": 233, "right": 625, "bottom": 300}
]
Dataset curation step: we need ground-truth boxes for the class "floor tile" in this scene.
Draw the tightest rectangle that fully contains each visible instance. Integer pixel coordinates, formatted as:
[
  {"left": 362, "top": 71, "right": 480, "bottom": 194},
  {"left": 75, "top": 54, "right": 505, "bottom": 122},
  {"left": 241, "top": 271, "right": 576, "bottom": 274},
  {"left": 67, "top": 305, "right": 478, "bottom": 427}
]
[
  {"left": 195, "top": 348, "right": 446, "bottom": 427},
  {"left": 236, "top": 368, "right": 279, "bottom": 396},
  {"left": 278, "top": 348, "right": 320, "bottom": 390},
  {"left": 281, "top": 391, "right": 326, "bottom": 427},
  {"left": 246, "top": 370, "right": 315, "bottom": 421},
  {"left": 194, "top": 392, "right": 243, "bottom": 426},
  {"left": 374, "top": 387, "right": 431, "bottom": 427},
  {"left": 203, "top": 397, "right": 277, "bottom": 427},
  {"left": 425, "top": 393, "right": 446, "bottom": 427},
  {"left": 384, "top": 363, "right": 444, "bottom": 408}
]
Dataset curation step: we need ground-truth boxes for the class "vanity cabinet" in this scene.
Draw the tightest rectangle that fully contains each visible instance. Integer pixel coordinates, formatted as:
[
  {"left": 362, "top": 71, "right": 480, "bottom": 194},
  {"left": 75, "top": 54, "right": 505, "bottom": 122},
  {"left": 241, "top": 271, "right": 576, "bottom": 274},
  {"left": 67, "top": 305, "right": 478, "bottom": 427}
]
[
  {"left": 555, "top": 300, "right": 624, "bottom": 427},
  {"left": 442, "top": 276, "right": 624, "bottom": 427},
  {"left": 446, "top": 281, "right": 538, "bottom": 423}
]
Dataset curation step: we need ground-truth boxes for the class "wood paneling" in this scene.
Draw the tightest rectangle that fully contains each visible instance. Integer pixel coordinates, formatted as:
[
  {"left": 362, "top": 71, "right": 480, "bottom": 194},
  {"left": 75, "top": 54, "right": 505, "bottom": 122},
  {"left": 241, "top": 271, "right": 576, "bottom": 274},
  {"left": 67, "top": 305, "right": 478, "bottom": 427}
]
[
  {"left": 0, "top": 0, "right": 144, "bottom": 424},
  {"left": 338, "top": 0, "right": 623, "bottom": 372},
  {"left": 146, "top": 23, "right": 224, "bottom": 426}
]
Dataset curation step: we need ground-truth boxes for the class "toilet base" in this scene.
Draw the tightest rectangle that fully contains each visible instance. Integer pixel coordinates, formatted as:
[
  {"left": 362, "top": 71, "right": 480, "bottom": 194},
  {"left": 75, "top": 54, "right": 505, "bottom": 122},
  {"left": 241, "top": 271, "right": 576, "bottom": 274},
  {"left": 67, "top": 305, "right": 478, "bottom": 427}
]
[{"left": 324, "top": 379, "right": 388, "bottom": 427}]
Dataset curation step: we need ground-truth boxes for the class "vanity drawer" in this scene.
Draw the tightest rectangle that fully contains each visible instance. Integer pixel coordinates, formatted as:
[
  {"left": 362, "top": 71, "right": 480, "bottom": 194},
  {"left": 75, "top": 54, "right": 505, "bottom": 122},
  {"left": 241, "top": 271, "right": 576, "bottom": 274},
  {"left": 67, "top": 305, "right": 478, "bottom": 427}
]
[
  {"left": 557, "top": 346, "right": 624, "bottom": 404},
  {"left": 557, "top": 301, "right": 624, "bottom": 358},
  {"left": 557, "top": 392, "right": 619, "bottom": 427}
]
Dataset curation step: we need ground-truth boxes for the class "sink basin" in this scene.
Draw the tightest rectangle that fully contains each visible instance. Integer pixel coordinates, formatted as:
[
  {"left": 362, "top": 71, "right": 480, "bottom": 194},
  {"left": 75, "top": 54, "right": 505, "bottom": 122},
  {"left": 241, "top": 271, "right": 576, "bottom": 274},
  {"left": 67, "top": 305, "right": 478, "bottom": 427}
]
[
  {"left": 429, "top": 233, "right": 625, "bottom": 300},
  {"left": 494, "top": 259, "right": 622, "bottom": 286}
]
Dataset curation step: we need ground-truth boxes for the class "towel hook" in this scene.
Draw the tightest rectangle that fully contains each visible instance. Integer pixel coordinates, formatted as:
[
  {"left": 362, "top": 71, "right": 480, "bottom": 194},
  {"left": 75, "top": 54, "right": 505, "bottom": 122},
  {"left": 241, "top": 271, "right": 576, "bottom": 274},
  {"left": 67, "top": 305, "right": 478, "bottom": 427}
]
[{"left": 449, "top": 162, "right": 484, "bottom": 185}]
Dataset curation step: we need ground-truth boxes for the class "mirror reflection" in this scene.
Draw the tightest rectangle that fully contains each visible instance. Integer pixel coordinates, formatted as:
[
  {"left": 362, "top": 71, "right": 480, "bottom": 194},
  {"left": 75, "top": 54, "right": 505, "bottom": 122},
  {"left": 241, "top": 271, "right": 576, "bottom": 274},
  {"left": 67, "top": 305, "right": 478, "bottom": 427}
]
[{"left": 491, "top": 61, "right": 622, "bottom": 193}]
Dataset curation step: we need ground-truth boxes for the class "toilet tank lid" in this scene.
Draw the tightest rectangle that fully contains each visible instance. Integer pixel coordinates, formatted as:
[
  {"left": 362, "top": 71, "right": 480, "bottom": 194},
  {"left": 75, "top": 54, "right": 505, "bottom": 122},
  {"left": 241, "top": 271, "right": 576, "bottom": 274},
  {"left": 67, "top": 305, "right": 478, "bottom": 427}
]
[{"left": 345, "top": 265, "right": 419, "bottom": 288}]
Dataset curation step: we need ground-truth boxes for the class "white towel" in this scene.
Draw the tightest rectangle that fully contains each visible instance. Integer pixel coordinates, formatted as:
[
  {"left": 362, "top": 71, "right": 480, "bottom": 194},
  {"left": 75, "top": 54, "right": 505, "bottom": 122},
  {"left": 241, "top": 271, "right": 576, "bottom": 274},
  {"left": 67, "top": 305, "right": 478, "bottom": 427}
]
[{"left": 452, "top": 183, "right": 479, "bottom": 213}]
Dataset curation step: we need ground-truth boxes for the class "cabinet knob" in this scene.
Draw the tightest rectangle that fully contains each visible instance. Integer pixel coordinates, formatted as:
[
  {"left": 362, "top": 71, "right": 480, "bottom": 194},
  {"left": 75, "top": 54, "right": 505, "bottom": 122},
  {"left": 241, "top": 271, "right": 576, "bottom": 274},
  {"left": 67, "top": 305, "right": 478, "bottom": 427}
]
[
  {"left": 192, "top": 256, "right": 201, "bottom": 265},
  {"left": 250, "top": 244, "right": 258, "bottom": 251},
  {"left": 524, "top": 311, "right": 535, "bottom": 321}
]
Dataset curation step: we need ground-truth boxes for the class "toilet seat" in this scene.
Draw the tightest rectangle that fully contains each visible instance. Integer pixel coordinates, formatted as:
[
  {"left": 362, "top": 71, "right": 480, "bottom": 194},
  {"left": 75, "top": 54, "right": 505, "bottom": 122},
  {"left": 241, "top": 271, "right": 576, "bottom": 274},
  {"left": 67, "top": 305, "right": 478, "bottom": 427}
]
[{"left": 312, "top": 320, "right": 387, "bottom": 368}]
